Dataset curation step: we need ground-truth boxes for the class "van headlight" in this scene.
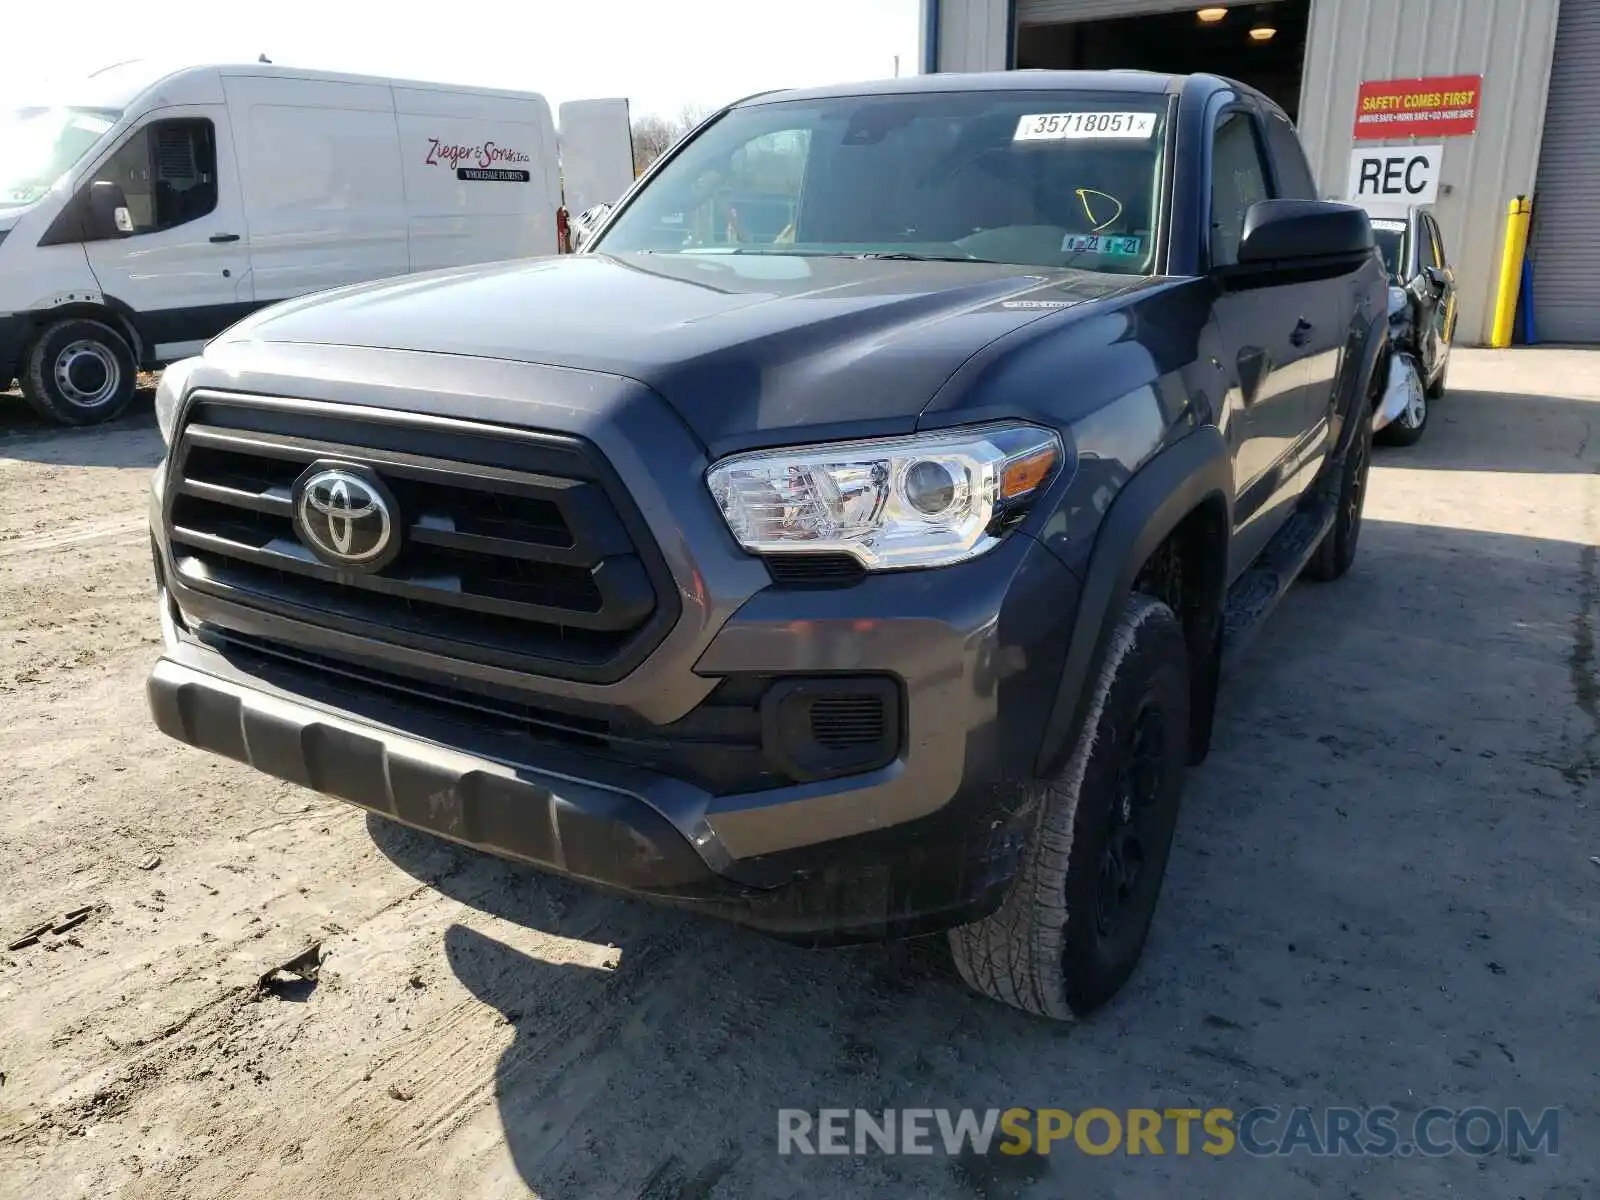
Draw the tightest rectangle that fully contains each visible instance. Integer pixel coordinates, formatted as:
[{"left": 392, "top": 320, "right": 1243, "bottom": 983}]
[
  {"left": 154, "top": 356, "right": 202, "bottom": 446},
  {"left": 706, "top": 423, "right": 1064, "bottom": 570}
]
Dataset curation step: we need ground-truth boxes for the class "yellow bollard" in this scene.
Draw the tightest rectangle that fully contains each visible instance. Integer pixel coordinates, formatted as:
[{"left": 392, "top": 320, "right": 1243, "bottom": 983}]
[{"left": 1490, "top": 195, "right": 1534, "bottom": 348}]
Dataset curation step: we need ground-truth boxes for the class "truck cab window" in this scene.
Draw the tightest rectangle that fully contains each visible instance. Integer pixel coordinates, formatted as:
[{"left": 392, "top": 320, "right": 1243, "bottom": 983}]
[
  {"left": 1209, "top": 111, "right": 1271, "bottom": 267},
  {"left": 95, "top": 119, "right": 218, "bottom": 235},
  {"left": 1264, "top": 113, "right": 1318, "bottom": 200}
]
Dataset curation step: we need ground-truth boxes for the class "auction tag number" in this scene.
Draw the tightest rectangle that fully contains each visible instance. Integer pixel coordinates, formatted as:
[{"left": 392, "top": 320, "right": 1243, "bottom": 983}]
[{"left": 1014, "top": 112, "right": 1156, "bottom": 141}]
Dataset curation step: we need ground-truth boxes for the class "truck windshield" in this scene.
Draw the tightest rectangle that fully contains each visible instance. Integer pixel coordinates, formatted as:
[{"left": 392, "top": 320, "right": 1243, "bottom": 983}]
[
  {"left": 596, "top": 91, "right": 1171, "bottom": 275},
  {"left": 0, "top": 106, "right": 121, "bottom": 206}
]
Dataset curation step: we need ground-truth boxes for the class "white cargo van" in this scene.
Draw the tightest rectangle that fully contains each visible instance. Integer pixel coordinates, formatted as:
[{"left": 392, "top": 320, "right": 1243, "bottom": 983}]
[{"left": 0, "top": 61, "right": 632, "bottom": 425}]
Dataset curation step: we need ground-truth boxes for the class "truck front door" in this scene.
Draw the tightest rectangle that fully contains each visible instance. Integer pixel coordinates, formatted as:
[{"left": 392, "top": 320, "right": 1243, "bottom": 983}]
[{"left": 1206, "top": 109, "right": 1328, "bottom": 578}]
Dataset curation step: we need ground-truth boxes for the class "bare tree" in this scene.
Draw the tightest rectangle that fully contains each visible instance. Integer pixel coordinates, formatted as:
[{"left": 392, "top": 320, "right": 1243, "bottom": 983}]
[
  {"left": 631, "top": 105, "right": 715, "bottom": 173},
  {"left": 676, "top": 104, "right": 711, "bottom": 134},
  {"left": 630, "top": 115, "right": 679, "bottom": 172}
]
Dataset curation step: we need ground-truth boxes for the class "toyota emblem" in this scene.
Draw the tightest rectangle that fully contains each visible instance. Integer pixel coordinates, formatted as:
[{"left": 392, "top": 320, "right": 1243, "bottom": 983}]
[{"left": 292, "top": 464, "right": 401, "bottom": 572}]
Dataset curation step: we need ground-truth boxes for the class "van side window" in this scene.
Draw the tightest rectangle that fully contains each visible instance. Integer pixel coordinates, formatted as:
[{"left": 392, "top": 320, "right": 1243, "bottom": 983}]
[
  {"left": 1264, "top": 113, "right": 1318, "bottom": 200},
  {"left": 1209, "top": 111, "right": 1271, "bottom": 268},
  {"left": 94, "top": 119, "right": 218, "bottom": 236}
]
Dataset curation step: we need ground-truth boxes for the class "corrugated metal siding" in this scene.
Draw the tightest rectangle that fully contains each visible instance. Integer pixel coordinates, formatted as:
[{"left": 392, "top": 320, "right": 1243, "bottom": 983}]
[
  {"left": 1021, "top": 0, "right": 1251, "bottom": 22},
  {"left": 1296, "top": 0, "right": 1561, "bottom": 345},
  {"left": 935, "top": 0, "right": 1015, "bottom": 72},
  {"left": 1528, "top": 0, "right": 1600, "bottom": 343}
]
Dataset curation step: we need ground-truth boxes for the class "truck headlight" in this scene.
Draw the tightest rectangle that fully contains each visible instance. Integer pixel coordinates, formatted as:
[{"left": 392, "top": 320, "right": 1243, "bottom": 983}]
[
  {"left": 154, "top": 356, "right": 202, "bottom": 446},
  {"left": 706, "top": 423, "right": 1064, "bottom": 570}
]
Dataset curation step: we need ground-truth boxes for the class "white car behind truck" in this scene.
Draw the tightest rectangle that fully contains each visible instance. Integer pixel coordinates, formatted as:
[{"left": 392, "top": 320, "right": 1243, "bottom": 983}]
[{"left": 0, "top": 60, "right": 633, "bottom": 425}]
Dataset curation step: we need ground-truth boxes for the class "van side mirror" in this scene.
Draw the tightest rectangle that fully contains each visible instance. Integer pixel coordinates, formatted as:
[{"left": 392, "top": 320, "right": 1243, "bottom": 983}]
[
  {"left": 1235, "top": 199, "right": 1373, "bottom": 266},
  {"left": 86, "top": 180, "right": 133, "bottom": 240}
]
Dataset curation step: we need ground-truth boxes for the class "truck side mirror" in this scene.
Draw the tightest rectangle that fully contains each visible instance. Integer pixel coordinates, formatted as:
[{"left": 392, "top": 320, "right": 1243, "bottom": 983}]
[
  {"left": 86, "top": 180, "right": 133, "bottom": 240},
  {"left": 1234, "top": 200, "right": 1373, "bottom": 268}
]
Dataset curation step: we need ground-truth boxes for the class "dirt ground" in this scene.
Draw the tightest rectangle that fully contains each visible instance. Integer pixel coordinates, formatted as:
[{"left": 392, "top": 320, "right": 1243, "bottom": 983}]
[{"left": 0, "top": 350, "right": 1596, "bottom": 1199}]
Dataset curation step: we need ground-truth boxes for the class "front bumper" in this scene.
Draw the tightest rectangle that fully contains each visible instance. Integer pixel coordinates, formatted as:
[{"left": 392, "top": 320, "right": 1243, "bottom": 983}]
[
  {"left": 1373, "top": 348, "right": 1422, "bottom": 433},
  {"left": 150, "top": 527, "right": 1082, "bottom": 943}
]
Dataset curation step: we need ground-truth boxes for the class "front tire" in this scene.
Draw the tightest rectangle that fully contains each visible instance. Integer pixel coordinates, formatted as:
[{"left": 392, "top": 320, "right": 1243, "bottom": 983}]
[
  {"left": 20, "top": 318, "right": 138, "bottom": 427},
  {"left": 949, "top": 594, "right": 1190, "bottom": 1020}
]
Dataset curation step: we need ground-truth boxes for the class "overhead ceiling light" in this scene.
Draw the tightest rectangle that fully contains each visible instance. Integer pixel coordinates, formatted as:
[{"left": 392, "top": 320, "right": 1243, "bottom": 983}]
[
  {"left": 1249, "top": 24, "right": 1277, "bottom": 39},
  {"left": 1197, "top": 6, "right": 1229, "bottom": 21}
]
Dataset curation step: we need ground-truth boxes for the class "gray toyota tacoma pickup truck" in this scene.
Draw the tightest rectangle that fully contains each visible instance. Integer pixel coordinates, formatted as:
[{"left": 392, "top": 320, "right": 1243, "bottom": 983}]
[{"left": 146, "top": 71, "right": 1386, "bottom": 1019}]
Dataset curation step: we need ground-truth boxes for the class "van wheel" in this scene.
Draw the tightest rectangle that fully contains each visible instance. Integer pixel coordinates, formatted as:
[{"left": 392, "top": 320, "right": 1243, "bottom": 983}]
[
  {"left": 948, "top": 594, "right": 1190, "bottom": 1019},
  {"left": 20, "top": 319, "right": 138, "bottom": 426}
]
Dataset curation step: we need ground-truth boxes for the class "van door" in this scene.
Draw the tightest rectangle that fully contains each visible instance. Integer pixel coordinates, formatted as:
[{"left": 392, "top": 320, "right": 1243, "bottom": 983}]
[
  {"left": 557, "top": 98, "right": 637, "bottom": 216},
  {"left": 224, "top": 76, "right": 409, "bottom": 301},
  {"left": 79, "top": 106, "right": 253, "bottom": 361}
]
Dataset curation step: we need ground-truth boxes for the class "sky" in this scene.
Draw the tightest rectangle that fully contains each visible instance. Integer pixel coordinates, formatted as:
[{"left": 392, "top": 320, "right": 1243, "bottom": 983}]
[{"left": 0, "top": 0, "right": 923, "bottom": 120}]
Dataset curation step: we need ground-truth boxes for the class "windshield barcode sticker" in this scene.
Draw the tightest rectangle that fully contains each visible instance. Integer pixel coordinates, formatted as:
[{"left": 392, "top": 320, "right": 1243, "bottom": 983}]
[{"left": 1014, "top": 112, "right": 1156, "bottom": 141}]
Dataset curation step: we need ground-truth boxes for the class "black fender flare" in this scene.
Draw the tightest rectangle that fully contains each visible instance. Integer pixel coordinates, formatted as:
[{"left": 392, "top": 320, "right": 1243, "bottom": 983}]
[
  {"left": 1330, "top": 308, "right": 1389, "bottom": 461},
  {"left": 1034, "top": 425, "right": 1234, "bottom": 778}
]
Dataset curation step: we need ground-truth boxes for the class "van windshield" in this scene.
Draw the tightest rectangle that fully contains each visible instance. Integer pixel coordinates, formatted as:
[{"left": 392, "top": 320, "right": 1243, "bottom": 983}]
[
  {"left": 0, "top": 106, "right": 121, "bottom": 206},
  {"left": 595, "top": 91, "right": 1171, "bottom": 275}
]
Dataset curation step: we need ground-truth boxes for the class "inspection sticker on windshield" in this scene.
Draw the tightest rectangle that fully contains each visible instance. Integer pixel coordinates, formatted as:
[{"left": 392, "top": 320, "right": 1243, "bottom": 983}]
[
  {"left": 1061, "top": 234, "right": 1145, "bottom": 256},
  {"left": 1014, "top": 112, "right": 1156, "bottom": 141}
]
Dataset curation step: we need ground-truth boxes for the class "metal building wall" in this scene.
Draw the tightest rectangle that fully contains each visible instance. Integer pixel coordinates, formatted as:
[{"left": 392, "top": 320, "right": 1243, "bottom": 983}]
[
  {"left": 1296, "top": 0, "right": 1562, "bottom": 345},
  {"left": 930, "top": 0, "right": 1016, "bottom": 73}
]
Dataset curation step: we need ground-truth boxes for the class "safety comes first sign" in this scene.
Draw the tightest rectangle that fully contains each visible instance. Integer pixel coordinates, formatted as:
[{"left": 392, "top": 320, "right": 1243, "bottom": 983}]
[{"left": 1353, "top": 75, "right": 1482, "bottom": 140}]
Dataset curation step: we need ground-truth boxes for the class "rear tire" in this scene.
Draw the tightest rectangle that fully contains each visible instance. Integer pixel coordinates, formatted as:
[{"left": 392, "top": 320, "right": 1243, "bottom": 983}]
[
  {"left": 20, "top": 318, "right": 138, "bottom": 427},
  {"left": 1305, "top": 400, "right": 1373, "bottom": 581},
  {"left": 948, "top": 594, "right": 1190, "bottom": 1020}
]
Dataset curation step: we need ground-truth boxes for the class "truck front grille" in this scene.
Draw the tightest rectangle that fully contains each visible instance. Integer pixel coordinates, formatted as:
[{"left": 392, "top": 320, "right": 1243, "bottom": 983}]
[{"left": 163, "top": 394, "right": 677, "bottom": 683}]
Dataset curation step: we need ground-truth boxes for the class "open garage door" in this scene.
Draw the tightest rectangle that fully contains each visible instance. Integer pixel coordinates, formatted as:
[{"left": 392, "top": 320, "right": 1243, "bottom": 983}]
[
  {"left": 1017, "top": 0, "right": 1309, "bottom": 121},
  {"left": 1527, "top": 0, "right": 1600, "bottom": 344}
]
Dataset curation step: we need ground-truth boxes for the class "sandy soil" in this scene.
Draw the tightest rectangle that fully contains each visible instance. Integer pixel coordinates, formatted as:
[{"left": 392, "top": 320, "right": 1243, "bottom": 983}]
[{"left": 0, "top": 352, "right": 1596, "bottom": 1199}]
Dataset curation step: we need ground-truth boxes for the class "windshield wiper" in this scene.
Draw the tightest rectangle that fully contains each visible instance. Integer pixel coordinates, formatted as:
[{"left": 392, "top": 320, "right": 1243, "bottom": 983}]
[{"left": 854, "top": 251, "right": 978, "bottom": 262}]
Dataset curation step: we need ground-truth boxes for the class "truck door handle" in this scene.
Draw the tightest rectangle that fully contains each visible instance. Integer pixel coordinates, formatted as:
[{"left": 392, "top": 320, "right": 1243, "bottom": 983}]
[
  {"left": 1290, "top": 317, "right": 1313, "bottom": 347},
  {"left": 209, "top": 233, "right": 241, "bottom": 244}
]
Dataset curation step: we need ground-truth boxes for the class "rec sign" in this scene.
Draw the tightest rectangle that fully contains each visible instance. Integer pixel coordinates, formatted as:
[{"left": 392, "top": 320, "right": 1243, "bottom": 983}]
[
  {"left": 1346, "top": 144, "right": 1443, "bottom": 211},
  {"left": 1353, "top": 74, "right": 1482, "bottom": 140}
]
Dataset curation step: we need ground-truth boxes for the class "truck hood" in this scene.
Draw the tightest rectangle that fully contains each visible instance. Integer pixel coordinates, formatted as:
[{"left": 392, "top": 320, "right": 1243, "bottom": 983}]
[{"left": 217, "top": 252, "right": 1144, "bottom": 449}]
